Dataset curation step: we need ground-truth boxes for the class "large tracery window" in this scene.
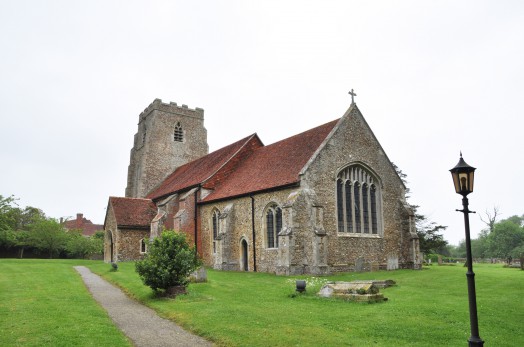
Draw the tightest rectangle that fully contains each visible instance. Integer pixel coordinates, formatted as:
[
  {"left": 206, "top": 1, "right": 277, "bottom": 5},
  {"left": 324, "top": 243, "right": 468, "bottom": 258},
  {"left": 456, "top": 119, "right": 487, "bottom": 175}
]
[
  {"left": 174, "top": 122, "right": 183, "bottom": 142},
  {"left": 336, "top": 165, "right": 382, "bottom": 235},
  {"left": 266, "top": 204, "right": 282, "bottom": 248}
]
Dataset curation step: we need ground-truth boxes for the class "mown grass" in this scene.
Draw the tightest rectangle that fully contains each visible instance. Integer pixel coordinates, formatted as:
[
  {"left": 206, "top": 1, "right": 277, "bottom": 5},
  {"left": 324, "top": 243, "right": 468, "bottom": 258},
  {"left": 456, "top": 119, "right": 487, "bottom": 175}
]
[
  {"left": 86, "top": 262, "right": 524, "bottom": 347},
  {"left": 0, "top": 259, "right": 131, "bottom": 347}
]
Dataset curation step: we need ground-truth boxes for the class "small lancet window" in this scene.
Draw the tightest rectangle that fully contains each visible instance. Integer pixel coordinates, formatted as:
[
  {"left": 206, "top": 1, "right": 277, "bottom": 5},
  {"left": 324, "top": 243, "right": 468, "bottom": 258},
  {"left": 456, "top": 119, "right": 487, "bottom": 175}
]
[
  {"left": 212, "top": 210, "right": 219, "bottom": 253},
  {"left": 174, "top": 122, "right": 183, "bottom": 142},
  {"left": 140, "top": 238, "right": 148, "bottom": 254}
]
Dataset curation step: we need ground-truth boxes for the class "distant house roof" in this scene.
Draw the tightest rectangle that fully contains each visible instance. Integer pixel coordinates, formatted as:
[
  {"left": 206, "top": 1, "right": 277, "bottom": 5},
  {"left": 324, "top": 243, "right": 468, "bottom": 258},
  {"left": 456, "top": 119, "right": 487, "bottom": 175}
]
[
  {"left": 108, "top": 197, "right": 157, "bottom": 228},
  {"left": 63, "top": 213, "right": 103, "bottom": 236},
  {"left": 201, "top": 119, "right": 339, "bottom": 202},
  {"left": 147, "top": 134, "right": 263, "bottom": 200}
]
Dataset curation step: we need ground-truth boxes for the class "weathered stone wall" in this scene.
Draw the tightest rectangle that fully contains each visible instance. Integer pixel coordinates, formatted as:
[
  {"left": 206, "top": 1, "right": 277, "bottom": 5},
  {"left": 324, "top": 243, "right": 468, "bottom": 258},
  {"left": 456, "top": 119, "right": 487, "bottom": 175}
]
[
  {"left": 200, "top": 189, "right": 295, "bottom": 272},
  {"left": 103, "top": 205, "right": 117, "bottom": 263},
  {"left": 301, "top": 105, "right": 418, "bottom": 271},
  {"left": 104, "top": 205, "right": 148, "bottom": 262},
  {"left": 115, "top": 228, "right": 149, "bottom": 261},
  {"left": 126, "top": 99, "right": 209, "bottom": 198}
]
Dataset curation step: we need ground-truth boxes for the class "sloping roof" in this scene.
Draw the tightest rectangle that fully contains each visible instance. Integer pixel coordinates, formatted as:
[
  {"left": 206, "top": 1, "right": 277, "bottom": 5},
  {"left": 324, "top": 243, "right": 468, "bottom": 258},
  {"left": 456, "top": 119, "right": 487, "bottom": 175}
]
[
  {"left": 63, "top": 213, "right": 103, "bottom": 236},
  {"left": 201, "top": 118, "right": 339, "bottom": 202},
  {"left": 147, "top": 134, "right": 261, "bottom": 200},
  {"left": 109, "top": 197, "right": 157, "bottom": 228}
]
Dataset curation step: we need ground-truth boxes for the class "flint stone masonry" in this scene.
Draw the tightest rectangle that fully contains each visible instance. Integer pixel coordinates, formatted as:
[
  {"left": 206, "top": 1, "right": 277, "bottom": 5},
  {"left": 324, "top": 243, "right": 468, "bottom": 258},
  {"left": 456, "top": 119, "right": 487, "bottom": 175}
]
[
  {"left": 126, "top": 99, "right": 208, "bottom": 198},
  {"left": 106, "top": 99, "right": 422, "bottom": 276}
]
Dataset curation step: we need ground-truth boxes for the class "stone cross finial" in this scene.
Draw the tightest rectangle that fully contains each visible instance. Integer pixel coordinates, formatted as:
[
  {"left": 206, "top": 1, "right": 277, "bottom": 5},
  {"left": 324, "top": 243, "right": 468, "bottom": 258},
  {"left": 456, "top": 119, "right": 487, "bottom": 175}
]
[{"left": 348, "top": 89, "right": 357, "bottom": 104}]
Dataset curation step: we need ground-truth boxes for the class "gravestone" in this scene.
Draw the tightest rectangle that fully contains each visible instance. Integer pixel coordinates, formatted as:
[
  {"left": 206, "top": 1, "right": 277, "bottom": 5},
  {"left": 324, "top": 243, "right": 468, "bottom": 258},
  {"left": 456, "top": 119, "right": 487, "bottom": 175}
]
[
  {"left": 355, "top": 257, "right": 364, "bottom": 272},
  {"left": 189, "top": 267, "right": 208, "bottom": 283},
  {"left": 318, "top": 281, "right": 387, "bottom": 302},
  {"left": 387, "top": 255, "right": 398, "bottom": 270}
]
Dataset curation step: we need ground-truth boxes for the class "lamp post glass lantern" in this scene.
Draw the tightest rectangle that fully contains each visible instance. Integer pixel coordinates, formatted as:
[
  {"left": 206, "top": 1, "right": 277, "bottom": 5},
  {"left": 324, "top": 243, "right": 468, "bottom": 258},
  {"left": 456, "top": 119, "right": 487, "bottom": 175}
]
[{"left": 450, "top": 153, "right": 484, "bottom": 346}]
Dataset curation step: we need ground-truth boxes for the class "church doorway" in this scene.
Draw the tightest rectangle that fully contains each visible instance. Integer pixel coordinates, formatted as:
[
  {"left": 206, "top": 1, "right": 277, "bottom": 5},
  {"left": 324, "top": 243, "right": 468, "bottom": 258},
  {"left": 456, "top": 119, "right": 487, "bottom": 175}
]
[
  {"left": 108, "top": 231, "right": 114, "bottom": 263},
  {"left": 241, "top": 239, "right": 248, "bottom": 271}
]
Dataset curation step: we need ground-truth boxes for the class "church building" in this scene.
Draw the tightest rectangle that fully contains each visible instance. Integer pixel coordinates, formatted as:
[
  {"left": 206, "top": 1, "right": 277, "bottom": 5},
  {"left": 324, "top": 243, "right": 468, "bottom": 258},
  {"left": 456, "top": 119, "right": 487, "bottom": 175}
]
[{"left": 103, "top": 98, "right": 421, "bottom": 274}]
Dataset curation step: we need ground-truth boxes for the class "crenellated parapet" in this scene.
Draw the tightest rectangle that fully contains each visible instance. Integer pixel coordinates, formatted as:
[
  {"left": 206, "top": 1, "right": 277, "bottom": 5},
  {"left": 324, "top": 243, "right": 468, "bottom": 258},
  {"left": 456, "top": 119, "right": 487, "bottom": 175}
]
[{"left": 138, "top": 98, "right": 204, "bottom": 124}]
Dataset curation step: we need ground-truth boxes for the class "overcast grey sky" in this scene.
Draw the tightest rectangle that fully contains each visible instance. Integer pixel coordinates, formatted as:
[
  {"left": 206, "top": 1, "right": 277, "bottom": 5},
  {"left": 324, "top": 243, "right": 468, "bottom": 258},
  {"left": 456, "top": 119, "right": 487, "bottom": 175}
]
[{"left": 1, "top": 0, "right": 523, "bottom": 245}]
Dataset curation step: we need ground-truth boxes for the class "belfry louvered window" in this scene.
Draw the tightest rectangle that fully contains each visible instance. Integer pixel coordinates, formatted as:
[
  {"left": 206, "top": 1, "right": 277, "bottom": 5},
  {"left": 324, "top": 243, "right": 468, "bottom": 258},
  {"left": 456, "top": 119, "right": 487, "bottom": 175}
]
[
  {"left": 336, "top": 165, "right": 382, "bottom": 235},
  {"left": 174, "top": 122, "right": 183, "bottom": 142},
  {"left": 266, "top": 204, "right": 282, "bottom": 248}
]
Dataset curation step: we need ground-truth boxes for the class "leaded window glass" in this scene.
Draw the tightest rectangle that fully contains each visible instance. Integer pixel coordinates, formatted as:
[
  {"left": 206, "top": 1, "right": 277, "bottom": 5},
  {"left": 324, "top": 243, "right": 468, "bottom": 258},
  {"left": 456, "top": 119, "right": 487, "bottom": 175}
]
[
  {"left": 266, "top": 204, "right": 282, "bottom": 248},
  {"left": 336, "top": 165, "right": 382, "bottom": 235}
]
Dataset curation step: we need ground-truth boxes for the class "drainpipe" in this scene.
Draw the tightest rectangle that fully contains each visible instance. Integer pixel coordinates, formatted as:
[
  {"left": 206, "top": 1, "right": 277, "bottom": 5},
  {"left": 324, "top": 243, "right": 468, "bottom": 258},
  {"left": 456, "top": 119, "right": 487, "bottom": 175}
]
[
  {"left": 194, "top": 187, "right": 200, "bottom": 254},
  {"left": 251, "top": 196, "right": 257, "bottom": 272}
]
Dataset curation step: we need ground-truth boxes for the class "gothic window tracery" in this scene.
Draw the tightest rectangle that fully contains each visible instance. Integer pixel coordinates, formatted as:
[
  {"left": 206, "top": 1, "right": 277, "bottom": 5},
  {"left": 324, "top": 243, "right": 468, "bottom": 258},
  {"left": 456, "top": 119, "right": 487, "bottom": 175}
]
[
  {"left": 174, "top": 122, "right": 184, "bottom": 142},
  {"left": 265, "top": 204, "right": 282, "bottom": 248},
  {"left": 336, "top": 165, "right": 382, "bottom": 235}
]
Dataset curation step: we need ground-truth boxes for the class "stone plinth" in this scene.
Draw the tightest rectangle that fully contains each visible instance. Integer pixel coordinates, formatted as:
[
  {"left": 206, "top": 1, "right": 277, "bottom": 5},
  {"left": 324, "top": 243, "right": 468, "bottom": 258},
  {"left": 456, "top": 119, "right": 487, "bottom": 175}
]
[{"left": 318, "top": 281, "right": 387, "bottom": 302}]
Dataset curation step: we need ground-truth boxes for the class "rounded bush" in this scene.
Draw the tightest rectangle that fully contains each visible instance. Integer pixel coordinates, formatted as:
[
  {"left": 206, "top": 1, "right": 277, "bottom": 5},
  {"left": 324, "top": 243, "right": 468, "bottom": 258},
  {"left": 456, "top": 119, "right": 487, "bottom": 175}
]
[{"left": 135, "top": 230, "right": 201, "bottom": 293}]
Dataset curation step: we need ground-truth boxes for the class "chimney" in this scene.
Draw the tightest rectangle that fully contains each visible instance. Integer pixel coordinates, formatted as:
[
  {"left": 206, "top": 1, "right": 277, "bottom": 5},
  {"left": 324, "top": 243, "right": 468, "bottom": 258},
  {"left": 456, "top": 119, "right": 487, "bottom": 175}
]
[{"left": 77, "top": 213, "right": 83, "bottom": 221}]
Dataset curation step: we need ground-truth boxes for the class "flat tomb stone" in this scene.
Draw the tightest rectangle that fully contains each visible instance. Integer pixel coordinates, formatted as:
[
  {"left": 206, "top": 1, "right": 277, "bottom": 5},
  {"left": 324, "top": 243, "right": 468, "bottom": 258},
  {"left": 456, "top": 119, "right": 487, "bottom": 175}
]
[{"left": 318, "top": 281, "right": 387, "bottom": 302}]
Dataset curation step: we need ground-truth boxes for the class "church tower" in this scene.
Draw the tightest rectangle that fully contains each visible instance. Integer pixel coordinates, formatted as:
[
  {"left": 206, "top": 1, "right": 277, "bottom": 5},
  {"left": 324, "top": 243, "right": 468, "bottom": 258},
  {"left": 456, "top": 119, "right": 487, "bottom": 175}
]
[{"left": 125, "top": 99, "right": 208, "bottom": 198}]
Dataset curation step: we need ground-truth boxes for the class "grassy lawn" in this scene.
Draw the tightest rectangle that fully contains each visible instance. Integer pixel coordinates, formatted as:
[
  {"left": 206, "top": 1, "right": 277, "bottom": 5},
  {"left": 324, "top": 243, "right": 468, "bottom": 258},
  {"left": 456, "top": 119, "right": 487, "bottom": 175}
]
[
  {"left": 85, "top": 262, "right": 524, "bottom": 347},
  {"left": 1, "top": 259, "right": 522, "bottom": 346},
  {"left": 0, "top": 259, "right": 131, "bottom": 347}
]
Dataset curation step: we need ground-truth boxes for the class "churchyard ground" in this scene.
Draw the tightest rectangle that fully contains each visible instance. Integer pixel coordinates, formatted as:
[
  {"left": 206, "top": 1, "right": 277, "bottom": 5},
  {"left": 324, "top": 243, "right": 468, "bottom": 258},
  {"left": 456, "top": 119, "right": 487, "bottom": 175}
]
[
  {"left": 1, "top": 259, "right": 523, "bottom": 346},
  {"left": 0, "top": 259, "right": 131, "bottom": 347}
]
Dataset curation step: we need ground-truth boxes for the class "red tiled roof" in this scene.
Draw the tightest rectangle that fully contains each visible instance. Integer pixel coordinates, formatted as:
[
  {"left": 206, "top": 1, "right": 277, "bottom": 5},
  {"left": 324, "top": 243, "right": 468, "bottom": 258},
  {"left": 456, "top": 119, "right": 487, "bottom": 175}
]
[
  {"left": 202, "top": 119, "right": 339, "bottom": 202},
  {"left": 147, "top": 134, "right": 262, "bottom": 200},
  {"left": 109, "top": 197, "right": 157, "bottom": 228}
]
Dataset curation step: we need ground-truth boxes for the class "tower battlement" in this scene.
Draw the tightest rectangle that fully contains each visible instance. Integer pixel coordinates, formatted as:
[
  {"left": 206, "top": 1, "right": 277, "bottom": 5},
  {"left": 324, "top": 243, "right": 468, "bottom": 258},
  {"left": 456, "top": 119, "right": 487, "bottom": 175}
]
[
  {"left": 139, "top": 98, "right": 204, "bottom": 123},
  {"left": 126, "top": 98, "right": 208, "bottom": 198}
]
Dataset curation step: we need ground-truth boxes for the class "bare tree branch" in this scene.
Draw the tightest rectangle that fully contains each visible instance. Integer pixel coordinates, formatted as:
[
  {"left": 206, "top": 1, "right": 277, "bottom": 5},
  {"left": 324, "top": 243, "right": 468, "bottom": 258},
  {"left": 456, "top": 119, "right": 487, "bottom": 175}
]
[{"left": 479, "top": 206, "right": 500, "bottom": 233}]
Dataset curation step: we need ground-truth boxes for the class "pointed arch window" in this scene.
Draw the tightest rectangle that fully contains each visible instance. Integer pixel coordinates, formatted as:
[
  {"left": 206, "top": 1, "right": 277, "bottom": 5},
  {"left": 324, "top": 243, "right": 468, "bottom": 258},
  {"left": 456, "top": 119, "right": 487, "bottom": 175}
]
[
  {"left": 370, "top": 184, "right": 378, "bottom": 234},
  {"left": 140, "top": 238, "right": 148, "bottom": 254},
  {"left": 336, "top": 165, "right": 382, "bottom": 235},
  {"left": 142, "top": 125, "right": 147, "bottom": 146},
  {"left": 174, "top": 122, "right": 183, "bottom": 142},
  {"left": 266, "top": 204, "right": 282, "bottom": 248},
  {"left": 212, "top": 209, "right": 220, "bottom": 253}
]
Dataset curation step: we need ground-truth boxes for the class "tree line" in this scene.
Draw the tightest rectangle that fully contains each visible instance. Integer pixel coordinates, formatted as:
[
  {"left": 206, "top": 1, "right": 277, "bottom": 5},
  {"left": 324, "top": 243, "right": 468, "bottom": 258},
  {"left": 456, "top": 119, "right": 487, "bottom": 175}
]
[
  {"left": 0, "top": 195, "right": 103, "bottom": 259},
  {"left": 448, "top": 209, "right": 524, "bottom": 261}
]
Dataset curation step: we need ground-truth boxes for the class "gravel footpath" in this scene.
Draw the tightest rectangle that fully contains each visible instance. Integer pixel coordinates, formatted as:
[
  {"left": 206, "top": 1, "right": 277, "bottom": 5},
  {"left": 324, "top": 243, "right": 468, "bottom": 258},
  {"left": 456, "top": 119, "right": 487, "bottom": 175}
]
[{"left": 74, "top": 266, "right": 213, "bottom": 347}]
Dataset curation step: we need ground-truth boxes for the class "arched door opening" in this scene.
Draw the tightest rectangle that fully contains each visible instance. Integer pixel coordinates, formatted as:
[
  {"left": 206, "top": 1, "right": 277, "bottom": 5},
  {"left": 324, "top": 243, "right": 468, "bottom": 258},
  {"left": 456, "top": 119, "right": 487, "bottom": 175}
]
[{"left": 241, "top": 239, "right": 248, "bottom": 271}]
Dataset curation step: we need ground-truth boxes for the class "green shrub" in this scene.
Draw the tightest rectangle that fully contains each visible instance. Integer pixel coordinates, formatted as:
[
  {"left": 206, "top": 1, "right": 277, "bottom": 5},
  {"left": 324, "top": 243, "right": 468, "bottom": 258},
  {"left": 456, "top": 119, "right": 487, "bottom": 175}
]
[{"left": 135, "top": 230, "right": 200, "bottom": 293}]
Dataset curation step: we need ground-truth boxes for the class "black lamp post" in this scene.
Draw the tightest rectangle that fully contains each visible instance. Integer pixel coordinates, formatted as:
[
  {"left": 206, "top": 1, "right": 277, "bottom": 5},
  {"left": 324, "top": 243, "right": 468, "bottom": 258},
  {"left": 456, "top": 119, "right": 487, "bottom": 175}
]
[{"left": 450, "top": 153, "right": 484, "bottom": 346}]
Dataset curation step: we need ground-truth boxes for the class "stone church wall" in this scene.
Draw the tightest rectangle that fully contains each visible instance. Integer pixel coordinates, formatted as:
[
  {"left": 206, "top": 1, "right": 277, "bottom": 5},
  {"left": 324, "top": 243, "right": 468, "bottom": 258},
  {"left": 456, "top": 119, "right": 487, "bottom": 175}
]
[
  {"left": 103, "top": 206, "right": 148, "bottom": 262},
  {"left": 199, "top": 189, "right": 295, "bottom": 273},
  {"left": 115, "top": 228, "right": 149, "bottom": 261},
  {"left": 302, "top": 106, "right": 416, "bottom": 271}
]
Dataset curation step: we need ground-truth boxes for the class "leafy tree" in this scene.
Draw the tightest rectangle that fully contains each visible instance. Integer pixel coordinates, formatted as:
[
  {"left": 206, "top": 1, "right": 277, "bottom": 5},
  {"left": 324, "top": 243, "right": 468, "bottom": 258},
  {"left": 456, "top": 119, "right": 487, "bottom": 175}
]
[
  {"left": 0, "top": 229, "right": 17, "bottom": 248},
  {"left": 0, "top": 195, "right": 18, "bottom": 231},
  {"left": 414, "top": 211, "right": 448, "bottom": 254},
  {"left": 392, "top": 164, "right": 448, "bottom": 254},
  {"left": 64, "top": 230, "right": 102, "bottom": 258},
  {"left": 135, "top": 230, "right": 201, "bottom": 295},
  {"left": 27, "top": 219, "right": 67, "bottom": 258},
  {"left": 486, "top": 219, "right": 524, "bottom": 259}
]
